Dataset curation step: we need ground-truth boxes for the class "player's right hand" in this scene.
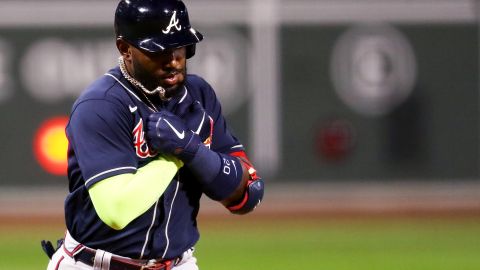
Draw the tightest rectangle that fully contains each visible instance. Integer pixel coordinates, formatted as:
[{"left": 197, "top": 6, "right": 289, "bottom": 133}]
[{"left": 146, "top": 110, "right": 202, "bottom": 162}]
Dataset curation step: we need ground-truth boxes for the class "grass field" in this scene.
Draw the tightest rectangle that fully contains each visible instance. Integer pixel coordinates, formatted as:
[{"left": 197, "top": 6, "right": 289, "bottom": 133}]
[{"left": 1, "top": 215, "right": 479, "bottom": 270}]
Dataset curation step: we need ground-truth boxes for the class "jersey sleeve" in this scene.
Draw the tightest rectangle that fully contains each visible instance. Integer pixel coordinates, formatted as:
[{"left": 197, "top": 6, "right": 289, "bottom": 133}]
[
  {"left": 198, "top": 80, "right": 245, "bottom": 154},
  {"left": 67, "top": 99, "right": 137, "bottom": 188}
]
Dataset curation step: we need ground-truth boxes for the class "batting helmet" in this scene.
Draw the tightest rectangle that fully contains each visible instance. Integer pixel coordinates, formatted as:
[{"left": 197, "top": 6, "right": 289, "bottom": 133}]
[{"left": 114, "top": 0, "right": 203, "bottom": 58}]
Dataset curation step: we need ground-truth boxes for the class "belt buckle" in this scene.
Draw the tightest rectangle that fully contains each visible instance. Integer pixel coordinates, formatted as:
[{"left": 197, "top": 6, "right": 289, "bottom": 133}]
[
  {"left": 140, "top": 265, "right": 162, "bottom": 270},
  {"left": 140, "top": 260, "right": 170, "bottom": 270}
]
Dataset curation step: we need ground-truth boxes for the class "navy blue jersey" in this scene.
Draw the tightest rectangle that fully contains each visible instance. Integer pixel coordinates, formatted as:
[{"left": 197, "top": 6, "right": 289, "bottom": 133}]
[{"left": 64, "top": 66, "right": 244, "bottom": 260}]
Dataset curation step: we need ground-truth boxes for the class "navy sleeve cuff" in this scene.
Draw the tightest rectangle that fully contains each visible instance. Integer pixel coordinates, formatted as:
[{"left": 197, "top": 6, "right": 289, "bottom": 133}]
[{"left": 84, "top": 166, "right": 137, "bottom": 189}]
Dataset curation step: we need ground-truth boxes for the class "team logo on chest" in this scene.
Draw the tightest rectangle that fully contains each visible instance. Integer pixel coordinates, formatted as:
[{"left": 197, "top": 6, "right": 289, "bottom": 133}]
[
  {"left": 162, "top": 11, "right": 182, "bottom": 34},
  {"left": 132, "top": 119, "right": 157, "bottom": 158}
]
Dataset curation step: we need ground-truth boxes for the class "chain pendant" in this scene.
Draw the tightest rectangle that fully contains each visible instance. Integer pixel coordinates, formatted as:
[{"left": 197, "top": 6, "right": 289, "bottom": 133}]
[{"left": 159, "top": 88, "right": 166, "bottom": 101}]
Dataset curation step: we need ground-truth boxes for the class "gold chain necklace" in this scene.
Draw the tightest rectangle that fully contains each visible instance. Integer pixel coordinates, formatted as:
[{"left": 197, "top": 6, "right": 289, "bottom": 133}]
[{"left": 118, "top": 57, "right": 168, "bottom": 112}]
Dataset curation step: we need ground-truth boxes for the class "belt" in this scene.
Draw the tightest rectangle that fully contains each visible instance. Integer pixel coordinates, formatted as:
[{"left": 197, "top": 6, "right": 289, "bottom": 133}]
[{"left": 74, "top": 247, "right": 178, "bottom": 270}]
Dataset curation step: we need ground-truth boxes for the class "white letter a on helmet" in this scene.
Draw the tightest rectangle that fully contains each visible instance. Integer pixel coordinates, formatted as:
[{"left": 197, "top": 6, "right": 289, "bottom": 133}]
[{"left": 162, "top": 11, "right": 182, "bottom": 34}]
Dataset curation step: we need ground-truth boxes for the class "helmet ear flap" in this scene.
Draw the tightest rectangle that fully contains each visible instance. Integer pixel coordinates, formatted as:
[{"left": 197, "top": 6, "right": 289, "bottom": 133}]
[{"left": 186, "top": 44, "right": 196, "bottom": 59}]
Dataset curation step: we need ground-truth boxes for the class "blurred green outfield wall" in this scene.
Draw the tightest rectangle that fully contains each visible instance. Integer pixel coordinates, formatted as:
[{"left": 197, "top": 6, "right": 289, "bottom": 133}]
[{"left": 280, "top": 24, "right": 478, "bottom": 181}]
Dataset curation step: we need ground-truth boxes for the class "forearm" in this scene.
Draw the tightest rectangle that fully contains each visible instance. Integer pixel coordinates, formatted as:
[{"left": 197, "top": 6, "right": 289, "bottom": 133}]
[
  {"left": 89, "top": 155, "right": 182, "bottom": 230},
  {"left": 186, "top": 144, "right": 245, "bottom": 201},
  {"left": 220, "top": 163, "right": 248, "bottom": 207}
]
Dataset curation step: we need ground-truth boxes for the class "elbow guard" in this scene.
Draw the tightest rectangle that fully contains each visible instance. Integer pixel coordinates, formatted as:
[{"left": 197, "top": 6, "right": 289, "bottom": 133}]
[
  {"left": 227, "top": 150, "right": 264, "bottom": 214},
  {"left": 227, "top": 178, "right": 264, "bottom": 215}
]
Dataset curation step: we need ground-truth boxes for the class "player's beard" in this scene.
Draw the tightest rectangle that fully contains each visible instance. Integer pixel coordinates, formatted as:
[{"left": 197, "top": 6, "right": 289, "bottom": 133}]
[{"left": 131, "top": 58, "right": 186, "bottom": 98}]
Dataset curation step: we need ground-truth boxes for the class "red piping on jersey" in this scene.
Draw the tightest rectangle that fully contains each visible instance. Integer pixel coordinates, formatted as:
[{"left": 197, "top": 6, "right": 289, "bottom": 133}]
[
  {"left": 63, "top": 243, "right": 84, "bottom": 258},
  {"left": 54, "top": 256, "right": 64, "bottom": 270}
]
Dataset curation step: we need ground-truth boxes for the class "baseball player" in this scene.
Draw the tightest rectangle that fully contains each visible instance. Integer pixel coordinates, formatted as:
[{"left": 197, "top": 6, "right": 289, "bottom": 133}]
[{"left": 42, "top": 0, "right": 264, "bottom": 269}]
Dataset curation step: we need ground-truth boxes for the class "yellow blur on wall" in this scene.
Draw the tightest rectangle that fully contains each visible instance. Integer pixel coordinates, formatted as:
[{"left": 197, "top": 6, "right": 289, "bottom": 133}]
[{"left": 33, "top": 116, "right": 69, "bottom": 176}]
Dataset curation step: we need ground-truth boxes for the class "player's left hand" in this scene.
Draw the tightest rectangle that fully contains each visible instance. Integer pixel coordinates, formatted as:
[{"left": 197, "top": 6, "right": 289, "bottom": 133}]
[{"left": 146, "top": 110, "right": 201, "bottom": 162}]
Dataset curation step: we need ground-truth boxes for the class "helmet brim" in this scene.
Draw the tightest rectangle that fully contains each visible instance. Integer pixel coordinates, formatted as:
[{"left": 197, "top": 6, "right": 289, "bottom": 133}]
[{"left": 131, "top": 28, "right": 203, "bottom": 53}]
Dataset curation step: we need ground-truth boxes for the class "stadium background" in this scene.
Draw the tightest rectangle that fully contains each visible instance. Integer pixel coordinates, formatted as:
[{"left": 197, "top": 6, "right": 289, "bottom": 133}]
[{"left": 0, "top": 0, "right": 479, "bottom": 269}]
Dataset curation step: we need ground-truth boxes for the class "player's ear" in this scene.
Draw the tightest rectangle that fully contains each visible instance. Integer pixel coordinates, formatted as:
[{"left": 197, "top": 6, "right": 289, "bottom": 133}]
[{"left": 116, "top": 38, "right": 132, "bottom": 61}]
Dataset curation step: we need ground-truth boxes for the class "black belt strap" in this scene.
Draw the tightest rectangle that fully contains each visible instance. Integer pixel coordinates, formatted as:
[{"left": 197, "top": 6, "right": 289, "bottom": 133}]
[{"left": 74, "top": 248, "right": 174, "bottom": 270}]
